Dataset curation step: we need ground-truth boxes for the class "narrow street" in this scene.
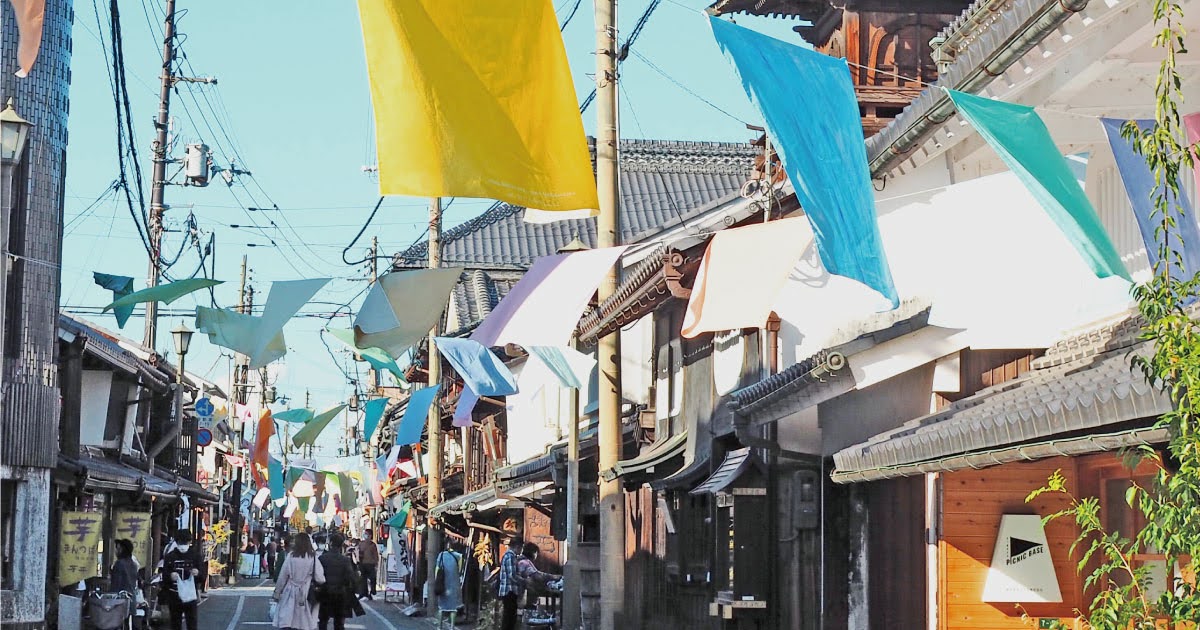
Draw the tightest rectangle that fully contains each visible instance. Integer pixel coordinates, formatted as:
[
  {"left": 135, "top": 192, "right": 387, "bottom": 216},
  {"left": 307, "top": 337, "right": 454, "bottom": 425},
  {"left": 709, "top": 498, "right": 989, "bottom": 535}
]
[{"left": 194, "top": 582, "right": 434, "bottom": 630}]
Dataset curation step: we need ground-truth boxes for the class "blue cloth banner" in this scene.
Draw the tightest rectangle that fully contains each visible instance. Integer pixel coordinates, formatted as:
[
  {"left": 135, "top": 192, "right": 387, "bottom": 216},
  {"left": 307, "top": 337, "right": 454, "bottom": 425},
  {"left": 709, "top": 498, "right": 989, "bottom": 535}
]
[
  {"left": 363, "top": 397, "right": 388, "bottom": 444},
  {"left": 453, "top": 386, "right": 480, "bottom": 428},
  {"left": 434, "top": 337, "right": 518, "bottom": 396},
  {"left": 1101, "top": 118, "right": 1200, "bottom": 280},
  {"left": 395, "top": 385, "right": 440, "bottom": 446},
  {"left": 268, "top": 457, "right": 285, "bottom": 502},
  {"left": 709, "top": 17, "right": 898, "bottom": 307}
]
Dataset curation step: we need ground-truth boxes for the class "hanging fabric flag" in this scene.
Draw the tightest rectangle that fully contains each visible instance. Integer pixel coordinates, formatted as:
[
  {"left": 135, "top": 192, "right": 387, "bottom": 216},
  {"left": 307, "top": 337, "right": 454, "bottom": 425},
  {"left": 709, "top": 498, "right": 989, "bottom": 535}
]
[
  {"left": 251, "top": 410, "right": 274, "bottom": 487},
  {"left": 328, "top": 328, "right": 408, "bottom": 382},
  {"left": 10, "top": 0, "right": 45, "bottom": 78},
  {"left": 224, "top": 454, "right": 244, "bottom": 468},
  {"left": 363, "top": 397, "right": 388, "bottom": 444},
  {"left": 93, "top": 273, "right": 135, "bottom": 328},
  {"left": 268, "top": 457, "right": 286, "bottom": 502},
  {"left": 367, "top": 463, "right": 383, "bottom": 506},
  {"left": 338, "top": 473, "right": 358, "bottom": 511},
  {"left": 291, "top": 405, "right": 349, "bottom": 448},
  {"left": 435, "top": 337, "right": 518, "bottom": 397},
  {"left": 252, "top": 487, "right": 271, "bottom": 509},
  {"left": 385, "top": 509, "right": 408, "bottom": 530},
  {"left": 1101, "top": 118, "right": 1200, "bottom": 279},
  {"left": 273, "top": 408, "right": 314, "bottom": 424},
  {"left": 681, "top": 217, "right": 813, "bottom": 338},
  {"left": 709, "top": 18, "right": 898, "bottom": 306},
  {"left": 353, "top": 268, "right": 462, "bottom": 358},
  {"left": 453, "top": 387, "right": 481, "bottom": 428},
  {"left": 1183, "top": 113, "right": 1200, "bottom": 196},
  {"left": 526, "top": 346, "right": 596, "bottom": 389},
  {"left": 297, "top": 496, "right": 311, "bottom": 514},
  {"left": 104, "top": 278, "right": 222, "bottom": 313},
  {"left": 357, "top": 0, "right": 597, "bottom": 213},
  {"left": 395, "top": 386, "right": 440, "bottom": 446},
  {"left": 948, "top": 90, "right": 1129, "bottom": 280},
  {"left": 472, "top": 246, "right": 628, "bottom": 347},
  {"left": 197, "top": 278, "right": 329, "bottom": 369},
  {"left": 376, "top": 453, "right": 391, "bottom": 480}
]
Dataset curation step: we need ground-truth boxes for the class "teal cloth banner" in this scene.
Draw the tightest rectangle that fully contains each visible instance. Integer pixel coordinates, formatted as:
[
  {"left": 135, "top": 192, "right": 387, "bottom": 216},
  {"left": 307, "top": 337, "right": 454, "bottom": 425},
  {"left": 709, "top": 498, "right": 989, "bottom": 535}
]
[
  {"left": 949, "top": 90, "right": 1129, "bottom": 280},
  {"left": 338, "top": 473, "right": 358, "bottom": 511},
  {"left": 105, "top": 278, "right": 222, "bottom": 312},
  {"left": 93, "top": 273, "right": 135, "bottom": 328},
  {"left": 291, "top": 404, "right": 348, "bottom": 448},
  {"left": 363, "top": 397, "right": 388, "bottom": 444},
  {"left": 395, "top": 385, "right": 440, "bottom": 446},
  {"left": 268, "top": 457, "right": 285, "bottom": 501},
  {"left": 709, "top": 17, "right": 898, "bottom": 306},
  {"left": 327, "top": 327, "right": 407, "bottom": 382},
  {"left": 273, "top": 408, "right": 314, "bottom": 424}
]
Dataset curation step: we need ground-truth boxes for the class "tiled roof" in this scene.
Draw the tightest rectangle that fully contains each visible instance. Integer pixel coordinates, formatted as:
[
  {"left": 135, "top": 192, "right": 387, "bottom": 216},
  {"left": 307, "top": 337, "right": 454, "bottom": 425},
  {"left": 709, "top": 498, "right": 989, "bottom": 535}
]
[{"left": 392, "top": 139, "right": 757, "bottom": 270}]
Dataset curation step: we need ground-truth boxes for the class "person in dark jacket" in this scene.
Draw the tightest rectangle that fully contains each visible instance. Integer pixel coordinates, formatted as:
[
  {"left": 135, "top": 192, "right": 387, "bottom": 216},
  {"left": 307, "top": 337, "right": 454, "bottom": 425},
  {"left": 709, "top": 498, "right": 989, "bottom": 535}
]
[
  {"left": 160, "top": 529, "right": 204, "bottom": 630},
  {"left": 317, "top": 534, "right": 360, "bottom": 630},
  {"left": 110, "top": 539, "right": 139, "bottom": 595}
]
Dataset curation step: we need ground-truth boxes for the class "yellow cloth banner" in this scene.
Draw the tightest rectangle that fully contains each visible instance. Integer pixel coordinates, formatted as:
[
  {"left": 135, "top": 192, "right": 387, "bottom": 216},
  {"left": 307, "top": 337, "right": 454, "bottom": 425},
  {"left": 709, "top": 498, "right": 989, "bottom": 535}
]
[
  {"left": 58, "top": 511, "right": 103, "bottom": 587},
  {"left": 358, "top": 0, "right": 598, "bottom": 213},
  {"left": 114, "top": 510, "right": 152, "bottom": 568}
]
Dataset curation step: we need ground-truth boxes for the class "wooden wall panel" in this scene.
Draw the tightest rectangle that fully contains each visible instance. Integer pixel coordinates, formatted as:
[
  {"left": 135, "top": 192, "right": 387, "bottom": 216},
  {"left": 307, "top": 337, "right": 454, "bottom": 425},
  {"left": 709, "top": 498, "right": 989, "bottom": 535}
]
[{"left": 940, "top": 458, "right": 1084, "bottom": 630}]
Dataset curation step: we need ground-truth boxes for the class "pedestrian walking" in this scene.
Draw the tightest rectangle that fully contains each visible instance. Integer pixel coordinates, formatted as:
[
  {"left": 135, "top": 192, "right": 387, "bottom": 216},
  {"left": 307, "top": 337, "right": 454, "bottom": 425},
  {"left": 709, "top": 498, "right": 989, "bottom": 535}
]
[
  {"left": 497, "top": 537, "right": 522, "bottom": 630},
  {"left": 110, "top": 539, "right": 139, "bottom": 595},
  {"left": 271, "top": 536, "right": 291, "bottom": 582},
  {"left": 272, "top": 533, "right": 325, "bottom": 630},
  {"left": 355, "top": 531, "right": 380, "bottom": 600},
  {"left": 434, "top": 541, "right": 464, "bottom": 629},
  {"left": 266, "top": 540, "right": 278, "bottom": 578},
  {"left": 161, "top": 529, "right": 204, "bottom": 630},
  {"left": 317, "top": 534, "right": 359, "bottom": 630}
]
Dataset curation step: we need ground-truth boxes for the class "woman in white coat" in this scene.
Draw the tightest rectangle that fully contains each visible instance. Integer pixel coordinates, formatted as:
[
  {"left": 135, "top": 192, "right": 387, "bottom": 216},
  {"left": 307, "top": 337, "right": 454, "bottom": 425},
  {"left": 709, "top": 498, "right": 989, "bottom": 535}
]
[{"left": 272, "top": 533, "right": 326, "bottom": 630}]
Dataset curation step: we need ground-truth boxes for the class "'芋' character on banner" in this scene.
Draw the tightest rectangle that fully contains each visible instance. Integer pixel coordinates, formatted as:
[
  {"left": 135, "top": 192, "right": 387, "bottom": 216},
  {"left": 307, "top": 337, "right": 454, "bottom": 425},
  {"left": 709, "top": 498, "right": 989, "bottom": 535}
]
[
  {"left": 58, "top": 511, "right": 104, "bottom": 587},
  {"left": 114, "top": 511, "right": 152, "bottom": 568}
]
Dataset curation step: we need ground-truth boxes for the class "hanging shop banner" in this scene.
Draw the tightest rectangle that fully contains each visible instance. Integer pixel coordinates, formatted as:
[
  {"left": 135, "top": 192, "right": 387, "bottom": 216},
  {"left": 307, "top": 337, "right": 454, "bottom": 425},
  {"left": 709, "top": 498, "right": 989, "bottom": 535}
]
[
  {"left": 1102, "top": 117, "right": 1200, "bottom": 280},
  {"left": 291, "top": 405, "right": 349, "bottom": 448},
  {"left": 981, "top": 514, "right": 1062, "bottom": 603},
  {"left": 471, "top": 246, "right": 628, "bottom": 348},
  {"left": 93, "top": 273, "right": 135, "bottom": 329},
  {"left": 709, "top": 17, "right": 898, "bottom": 307},
  {"left": 395, "top": 385, "right": 441, "bottom": 446},
  {"left": 105, "top": 278, "right": 223, "bottom": 313},
  {"left": 358, "top": 0, "right": 598, "bottom": 213},
  {"left": 948, "top": 90, "right": 1129, "bottom": 281},
  {"left": 196, "top": 278, "right": 329, "bottom": 369},
  {"left": 353, "top": 268, "right": 464, "bottom": 359},
  {"left": 58, "top": 511, "right": 103, "bottom": 587}
]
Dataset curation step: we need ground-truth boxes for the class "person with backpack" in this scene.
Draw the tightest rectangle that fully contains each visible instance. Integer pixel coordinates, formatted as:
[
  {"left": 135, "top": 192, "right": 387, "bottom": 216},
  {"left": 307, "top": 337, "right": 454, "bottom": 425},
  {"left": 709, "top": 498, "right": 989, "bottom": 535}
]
[
  {"left": 433, "top": 541, "right": 464, "bottom": 629},
  {"left": 316, "top": 534, "right": 359, "bottom": 630},
  {"left": 161, "top": 529, "right": 204, "bottom": 630}
]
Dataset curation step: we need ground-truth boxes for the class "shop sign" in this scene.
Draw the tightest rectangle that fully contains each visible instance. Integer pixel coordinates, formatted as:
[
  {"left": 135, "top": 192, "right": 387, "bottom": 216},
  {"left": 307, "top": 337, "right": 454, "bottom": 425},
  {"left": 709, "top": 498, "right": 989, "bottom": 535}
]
[
  {"left": 114, "top": 510, "right": 152, "bottom": 568},
  {"left": 58, "top": 511, "right": 103, "bottom": 587},
  {"left": 982, "top": 514, "right": 1062, "bottom": 603}
]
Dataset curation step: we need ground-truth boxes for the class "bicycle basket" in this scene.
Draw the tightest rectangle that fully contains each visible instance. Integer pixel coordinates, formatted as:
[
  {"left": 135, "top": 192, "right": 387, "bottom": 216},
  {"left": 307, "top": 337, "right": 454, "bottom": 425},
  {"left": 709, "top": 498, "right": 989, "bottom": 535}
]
[{"left": 88, "top": 593, "right": 130, "bottom": 630}]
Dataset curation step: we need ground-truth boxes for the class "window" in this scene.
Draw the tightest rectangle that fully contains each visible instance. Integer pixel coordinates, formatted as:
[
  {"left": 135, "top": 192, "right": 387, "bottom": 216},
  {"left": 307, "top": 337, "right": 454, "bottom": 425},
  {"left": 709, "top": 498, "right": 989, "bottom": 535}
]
[
  {"left": 1, "top": 480, "right": 18, "bottom": 590},
  {"left": 1102, "top": 474, "right": 1171, "bottom": 598}
]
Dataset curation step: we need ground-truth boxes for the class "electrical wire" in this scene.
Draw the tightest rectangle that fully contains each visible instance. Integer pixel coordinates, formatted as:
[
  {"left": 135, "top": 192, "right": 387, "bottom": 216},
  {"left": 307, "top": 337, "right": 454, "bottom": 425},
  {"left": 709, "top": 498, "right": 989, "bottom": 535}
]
[
  {"left": 629, "top": 49, "right": 750, "bottom": 125},
  {"left": 560, "top": 0, "right": 583, "bottom": 31}
]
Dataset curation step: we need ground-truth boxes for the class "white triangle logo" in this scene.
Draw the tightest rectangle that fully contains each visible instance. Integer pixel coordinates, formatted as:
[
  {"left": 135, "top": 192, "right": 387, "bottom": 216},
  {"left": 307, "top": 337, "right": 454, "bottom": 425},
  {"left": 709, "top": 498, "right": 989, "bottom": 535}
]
[{"left": 981, "top": 514, "right": 1062, "bottom": 602}]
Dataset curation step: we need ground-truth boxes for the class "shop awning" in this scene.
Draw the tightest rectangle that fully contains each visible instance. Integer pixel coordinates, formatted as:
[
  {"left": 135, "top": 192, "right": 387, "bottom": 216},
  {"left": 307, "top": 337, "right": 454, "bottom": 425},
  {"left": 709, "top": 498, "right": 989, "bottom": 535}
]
[
  {"left": 601, "top": 431, "right": 687, "bottom": 482},
  {"left": 429, "top": 454, "right": 557, "bottom": 518},
  {"left": 649, "top": 455, "right": 711, "bottom": 491},
  {"left": 691, "top": 448, "right": 754, "bottom": 496},
  {"left": 178, "top": 478, "right": 220, "bottom": 505},
  {"left": 63, "top": 454, "right": 180, "bottom": 499},
  {"left": 832, "top": 338, "right": 1173, "bottom": 483}
]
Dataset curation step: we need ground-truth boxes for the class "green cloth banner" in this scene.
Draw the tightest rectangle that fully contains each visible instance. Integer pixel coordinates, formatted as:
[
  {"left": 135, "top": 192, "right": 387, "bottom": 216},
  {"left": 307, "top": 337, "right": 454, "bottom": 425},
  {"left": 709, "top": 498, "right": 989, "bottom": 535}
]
[
  {"left": 274, "top": 408, "right": 314, "bottom": 424},
  {"left": 291, "top": 404, "right": 348, "bottom": 448},
  {"left": 93, "top": 273, "right": 135, "bottom": 328},
  {"left": 338, "top": 473, "right": 358, "bottom": 511},
  {"left": 328, "top": 328, "right": 408, "bottom": 383},
  {"left": 104, "top": 278, "right": 223, "bottom": 311},
  {"left": 948, "top": 90, "right": 1129, "bottom": 280}
]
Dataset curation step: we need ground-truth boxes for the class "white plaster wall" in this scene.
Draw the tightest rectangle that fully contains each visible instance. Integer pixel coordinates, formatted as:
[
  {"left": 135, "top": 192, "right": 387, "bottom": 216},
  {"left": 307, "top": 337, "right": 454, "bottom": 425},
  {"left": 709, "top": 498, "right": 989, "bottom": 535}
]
[
  {"left": 0, "top": 465, "right": 50, "bottom": 626},
  {"left": 620, "top": 314, "right": 653, "bottom": 406},
  {"left": 80, "top": 370, "right": 112, "bottom": 446}
]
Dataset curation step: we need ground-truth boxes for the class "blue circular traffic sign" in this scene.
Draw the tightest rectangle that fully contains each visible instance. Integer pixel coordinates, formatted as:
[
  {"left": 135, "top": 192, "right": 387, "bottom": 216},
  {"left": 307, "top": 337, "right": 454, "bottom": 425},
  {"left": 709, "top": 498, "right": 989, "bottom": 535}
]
[
  {"left": 196, "top": 428, "right": 213, "bottom": 447},
  {"left": 195, "top": 397, "right": 214, "bottom": 417}
]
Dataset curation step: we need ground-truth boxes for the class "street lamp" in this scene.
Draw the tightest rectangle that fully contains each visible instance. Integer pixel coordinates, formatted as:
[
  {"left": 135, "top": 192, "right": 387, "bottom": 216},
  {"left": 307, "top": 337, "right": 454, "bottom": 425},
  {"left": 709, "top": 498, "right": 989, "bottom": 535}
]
[
  {"left": 1, "top": 98, "right": 32, "bottom": 165},
  {"left": 172, "top": 321, "right": 194, "bottom": 383}
]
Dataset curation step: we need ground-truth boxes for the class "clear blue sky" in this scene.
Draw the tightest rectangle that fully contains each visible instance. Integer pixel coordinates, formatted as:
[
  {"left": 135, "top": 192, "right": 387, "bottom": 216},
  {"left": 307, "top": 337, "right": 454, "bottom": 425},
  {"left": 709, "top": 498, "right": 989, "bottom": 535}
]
[{"left": 61, "top": 0, "right": 805, "bottom": 465}]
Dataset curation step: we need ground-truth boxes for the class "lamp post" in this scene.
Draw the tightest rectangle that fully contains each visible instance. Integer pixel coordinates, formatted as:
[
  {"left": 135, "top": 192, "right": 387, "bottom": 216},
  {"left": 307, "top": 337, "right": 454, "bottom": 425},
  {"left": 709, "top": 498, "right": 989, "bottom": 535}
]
[
  {"left": 171, "top": 321, "right": 195, "bottom": 533},
  {"left": 171, "top": 321, "right": 194, "bottom": 383},
  {"left": 1, "top": 98, "right": 33, "bottom": 359}
]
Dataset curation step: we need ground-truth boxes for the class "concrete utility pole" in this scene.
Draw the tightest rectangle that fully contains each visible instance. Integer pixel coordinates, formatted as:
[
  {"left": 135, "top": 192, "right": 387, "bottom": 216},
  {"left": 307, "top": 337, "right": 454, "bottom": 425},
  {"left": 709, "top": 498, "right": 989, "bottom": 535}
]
[
  {"left": 228, "top": 255, "right": 249, "bottom": 582},
  {"left": 595, "top": 0, "right": 625, "bottom": 627},
  {"left": 144, "top": 0, "right": 178, "bottom": 350},
  {"left": 425, "top": 197, "right": 444, "bottom": 615},
  {"left": 367, "top": 236, "right": 380, "bottom": 393}
]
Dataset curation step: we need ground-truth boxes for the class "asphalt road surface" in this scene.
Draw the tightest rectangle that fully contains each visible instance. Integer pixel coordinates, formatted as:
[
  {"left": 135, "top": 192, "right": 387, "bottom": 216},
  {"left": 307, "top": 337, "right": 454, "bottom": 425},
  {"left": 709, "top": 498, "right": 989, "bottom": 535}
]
[{"left": 188, "top": 580, "right": 437, "bottom": 630}]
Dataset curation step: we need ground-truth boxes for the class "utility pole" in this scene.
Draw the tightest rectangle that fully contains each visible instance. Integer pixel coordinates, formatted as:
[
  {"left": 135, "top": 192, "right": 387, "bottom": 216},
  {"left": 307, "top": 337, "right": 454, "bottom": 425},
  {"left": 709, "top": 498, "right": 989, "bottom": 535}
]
[
  {"left": 367, "top": 236, "right": 380, "bottom": 393},
  {"left": 425, "top": 197, "right": 443, "bottom": 616},
  {"left": 228, "top": 255, "right": 249, "bottom": 583},
  {"left": 303, "top": 390, "right": 313, "bottom": 460},
  {"left": 143, "top": 0, "right": 177, "bottom": 350},
  {"left": 595, "top": 0, "right": 625, "bottom": 627}
]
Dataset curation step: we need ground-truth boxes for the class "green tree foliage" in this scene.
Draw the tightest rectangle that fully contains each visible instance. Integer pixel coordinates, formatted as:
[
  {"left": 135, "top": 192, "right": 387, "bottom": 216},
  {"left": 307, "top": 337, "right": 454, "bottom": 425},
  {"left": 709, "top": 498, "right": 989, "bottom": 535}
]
[{"left": 1027, "top": 2, "right": 1200, "bottom": 627}]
